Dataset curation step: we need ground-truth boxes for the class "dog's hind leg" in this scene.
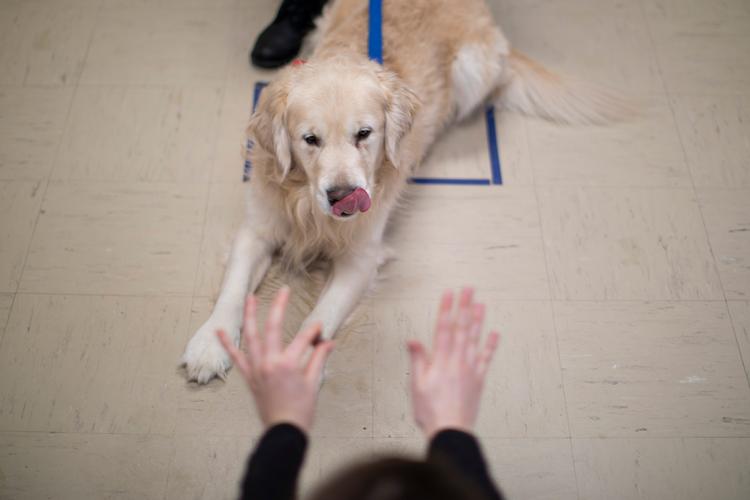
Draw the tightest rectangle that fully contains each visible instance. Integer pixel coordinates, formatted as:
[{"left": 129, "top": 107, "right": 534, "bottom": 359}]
[
  {"left": 451, "top": 31, "right": 511, "bottom": 122},
  {"left": 182, "top": 222, "right": 273, "bottom": 384}
]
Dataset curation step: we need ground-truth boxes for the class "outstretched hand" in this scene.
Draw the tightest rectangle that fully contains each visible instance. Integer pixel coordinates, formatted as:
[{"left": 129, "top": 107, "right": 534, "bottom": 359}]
[
  {"left": 407, "top": 288, "right": 500, "bottom": 438},
  {"left": 216, "top": 287, "right": 334, "bottom": 433}
]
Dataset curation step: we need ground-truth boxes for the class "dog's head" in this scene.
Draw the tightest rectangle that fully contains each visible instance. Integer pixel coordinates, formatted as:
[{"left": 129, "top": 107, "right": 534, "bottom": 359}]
[{"left": 248, "top": 58, "right": 419, "bottom": 220}]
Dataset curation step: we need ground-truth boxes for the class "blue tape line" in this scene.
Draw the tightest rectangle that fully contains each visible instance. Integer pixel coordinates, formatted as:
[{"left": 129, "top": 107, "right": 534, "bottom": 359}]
[
  {"left": 409, "top": 177, "right": 491, "bottom": 185},
  {"left": 485, "top": 106, "right": 503, "bottom": 185},
  {"left": 252, "top": 81, "right": 267, "bottom": 113},
  {"left": 243, "top": 144, "right": 252, "bottom": 182},
  {"left": 368, "top": 0, "right": 383, "bottom": 64},
  {"left": 244, "top": 82, "right": 270, "bottom": 182}
]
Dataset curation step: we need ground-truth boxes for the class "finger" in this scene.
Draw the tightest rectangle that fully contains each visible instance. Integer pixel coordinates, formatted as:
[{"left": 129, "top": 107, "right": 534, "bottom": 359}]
[
  {"left": 476, "top": 331, "right": 500, "bottom": 378},
  {"left": 305, "top": 341, "right": 335, "bottom": 384},
  {"left": 434, "top": 289, "right": 454, "bottom": 359},
  {"left": 242, "top": 295, "right": 261, "bottom": 364},
  {"left": 455, "top": 287, "right": 474, "bottom": 331},
  {"left": 286, "top": 321, "right": 322, "bottom": 362},
  {"left": 216, "top": 329, "right": 250, "bottom": 377},
  {"left": 465, "top": 303, "right": 485, "bottom": 362},
  {"left": 407, "top": 340, "right": 429, "bottom": 380},
  {"left": 451, "top": 287, "right": 474, "bottom": 360},
  {"left": 265, "top": 286, "right": 290, "bottom": 355}
]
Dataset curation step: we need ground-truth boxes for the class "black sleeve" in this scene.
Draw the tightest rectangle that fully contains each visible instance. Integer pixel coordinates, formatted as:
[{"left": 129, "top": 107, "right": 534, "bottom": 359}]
[
  {"left": 240, "top": 423, "right": 308, "bottom": 500},
  {"left": 427, "top": 429, "right": 505, "bottom": 500}
]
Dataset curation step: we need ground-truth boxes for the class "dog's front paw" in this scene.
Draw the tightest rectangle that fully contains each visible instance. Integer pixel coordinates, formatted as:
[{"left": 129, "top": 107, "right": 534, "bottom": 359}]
[{"left": 181, "top": 320, "right": 236, "bottom": 384}]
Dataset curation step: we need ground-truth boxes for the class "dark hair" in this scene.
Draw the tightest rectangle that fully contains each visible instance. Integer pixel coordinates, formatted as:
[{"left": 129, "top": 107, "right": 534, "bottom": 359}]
[{"left": 307, "top": 456, "right": 488, "bottom": 500}]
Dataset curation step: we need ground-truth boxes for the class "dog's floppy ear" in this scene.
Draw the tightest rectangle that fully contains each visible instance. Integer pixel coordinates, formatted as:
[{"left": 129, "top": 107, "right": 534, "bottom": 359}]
[
  {"left": 378, "top": 69, "right": 420, "bottom": 168},
  {"left": 247, "top": 79, "right": 292, "bottom": 179}
]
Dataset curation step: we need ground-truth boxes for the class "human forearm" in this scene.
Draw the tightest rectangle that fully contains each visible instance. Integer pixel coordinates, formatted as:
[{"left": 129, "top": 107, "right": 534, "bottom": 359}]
[{"left": 241, "top": 423, "right": 308, "bottom": 500}]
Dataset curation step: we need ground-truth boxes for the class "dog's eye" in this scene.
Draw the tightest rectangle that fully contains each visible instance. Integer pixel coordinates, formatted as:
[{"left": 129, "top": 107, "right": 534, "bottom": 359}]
[
  {"left": 304, "top": 134, "right": 319, "bottom": 146},
  {"left": 357, "top": 128, "right": 372, "bottom": 141}
]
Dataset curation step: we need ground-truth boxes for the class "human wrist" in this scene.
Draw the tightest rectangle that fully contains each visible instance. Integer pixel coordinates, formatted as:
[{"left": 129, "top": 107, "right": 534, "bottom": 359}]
[
  {"left": 424, "top": 421, "right": 474, "bottom": 439},
  {"left": 265, "top": 414, "right": 312, "bottom": 434}
]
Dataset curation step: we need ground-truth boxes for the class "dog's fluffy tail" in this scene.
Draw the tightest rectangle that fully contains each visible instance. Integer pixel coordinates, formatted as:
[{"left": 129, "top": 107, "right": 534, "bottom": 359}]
[{"left": 498, "top": 50, "right": 637, "bottom": 125}]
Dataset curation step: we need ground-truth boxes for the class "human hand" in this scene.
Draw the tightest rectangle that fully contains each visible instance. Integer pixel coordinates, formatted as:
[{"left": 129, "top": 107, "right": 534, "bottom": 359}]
[
  {"left": 216, "top": 287, "right": 334, "bottom": 433},
  {"left": 407, "top": 288, "right": 500, "bottom": 438}
]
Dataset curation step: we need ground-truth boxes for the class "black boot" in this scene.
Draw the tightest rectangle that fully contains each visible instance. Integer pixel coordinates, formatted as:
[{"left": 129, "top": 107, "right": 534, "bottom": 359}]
[{"left": 250, "top": 0, "right": 328, "bottom": 69}]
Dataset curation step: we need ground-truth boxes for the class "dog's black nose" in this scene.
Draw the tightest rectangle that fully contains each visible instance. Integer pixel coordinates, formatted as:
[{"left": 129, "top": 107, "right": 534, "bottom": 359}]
[{"left": 326, "top": 187, "right": 356, "bottom": 206}]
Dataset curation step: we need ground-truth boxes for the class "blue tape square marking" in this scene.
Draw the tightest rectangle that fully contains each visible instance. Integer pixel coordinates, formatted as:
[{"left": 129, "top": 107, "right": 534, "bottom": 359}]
[
  {"left": 243, "top": 81, "right": 268, "bottom": 181},
  {"left": 243, "top": 81, "right": 502, "bottom": 185},
  {"left": 368, "top": 0, "right": 383, "bottom": 64}
]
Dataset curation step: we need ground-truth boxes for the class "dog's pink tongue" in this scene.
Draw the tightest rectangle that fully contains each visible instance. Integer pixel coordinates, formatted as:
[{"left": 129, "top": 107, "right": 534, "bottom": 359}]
[{"left": 332, "top": 188, "right": 371, "bottom": 217}]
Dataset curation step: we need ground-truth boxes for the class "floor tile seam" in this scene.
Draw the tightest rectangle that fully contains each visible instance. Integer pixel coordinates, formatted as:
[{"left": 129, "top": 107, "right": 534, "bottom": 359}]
[
  {"left": 81, "top": 2, "right": 239, "bottom": 92},
  {"left": 357, "top": 297, "right": 735, "bottom": 304},
  {"left": 547, "top": 292, "right": 580, "bottom": 500},
  {"left": 0, "top": 84, "right": 80, "bottom": 90},
  {"left": 42, "top": 179, "right": 222, "bottom": 186},
  {"left": 726, "top": 302, "right": 750, "bottom": 391},
  {"left": 65, "top": 82, "right": 229, "bottom": 91},
  {"left": 637, "top": 0, "right": 749, "bottom": 391},
  {"left": 4, "top": 33, "right": 87, "bottom": 350},
  {"left": 17, "top": 0, "right": 103, "bottom": 88},
  {"left": 533, "top": 185, "right": 699, "bottom": 192},
  {"left": 0, "top": 293, "right": 16, "bottom": 347},
  {"left": 0, "top": 429, "right": 175, "bottom": 438},
  {"left": 1, "top": 4, "right": 104, "bottom": 301},
  {"left": 370, "top": 433, "right": 750, "bottom": 440},
  {"left": 12, "top": 291, "right": 195, "bottom": 299},
  {"left": 530, "top": 183, "right": 579, "bottom": 500},
  {"left": 3, "top": 429, "right": 748, "bottom": 440},
  {"left": 45, "top": 0, "right": 101, "bottom": 181},
  {"left": 188, "top": 176, "right": 218, "bottom": 300},
  {"left": 96, "top": 3, "right": 243, "bottom": 13},
  {"left": 567, "top": 4, "right": 651, "bottom": 496}
]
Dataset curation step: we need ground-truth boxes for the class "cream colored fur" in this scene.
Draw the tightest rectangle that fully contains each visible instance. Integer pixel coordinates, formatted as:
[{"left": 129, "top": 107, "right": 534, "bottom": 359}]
[{"left": 182, "top": 0, "right": 628, "bottom": 383}]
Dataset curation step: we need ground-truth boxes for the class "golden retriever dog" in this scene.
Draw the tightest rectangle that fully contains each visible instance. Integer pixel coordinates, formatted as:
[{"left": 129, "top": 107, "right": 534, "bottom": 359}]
[{"left": 182, "top": 0, "right": 629, "bottom": 383}]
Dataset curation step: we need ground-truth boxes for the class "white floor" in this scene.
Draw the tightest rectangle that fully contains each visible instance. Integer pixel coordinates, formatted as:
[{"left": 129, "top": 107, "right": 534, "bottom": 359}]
[{"left": 1, "top": 0, "right": 750, "bottom": 499}]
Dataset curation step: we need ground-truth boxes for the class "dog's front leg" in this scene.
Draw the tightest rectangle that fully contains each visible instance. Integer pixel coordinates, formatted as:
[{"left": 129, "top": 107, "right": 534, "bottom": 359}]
[
  {"left": 182, "top": 222, "right": 273, "bottom": 383},
  {"left": 302, "top": 248, "right": 381, "bottom": 340}
]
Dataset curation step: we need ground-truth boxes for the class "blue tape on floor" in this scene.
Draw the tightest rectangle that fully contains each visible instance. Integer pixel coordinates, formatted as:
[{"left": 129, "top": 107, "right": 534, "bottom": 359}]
[
  {"left": 252, "top": 81, "right": 267, "bottom": 113},
  {"left": 368, "top": 0, "right": 383, "bottom": 64},
  {"left": 409, "top": 177, "right": 491, "bottom": 185},
  {"left": 485, "top": 106, "right": 503, "bottom": 185},
  {"left": 243, "top": 81, "right": 502, "bottom": 186},
  {"left": 243, "top": 82, "right": 269, "bottom": 181}
]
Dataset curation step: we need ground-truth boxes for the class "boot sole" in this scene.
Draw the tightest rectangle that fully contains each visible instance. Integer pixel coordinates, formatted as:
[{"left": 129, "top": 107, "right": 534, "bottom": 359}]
[{"left": 251, "top": 51, "right": 296, "bottom": 69}]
